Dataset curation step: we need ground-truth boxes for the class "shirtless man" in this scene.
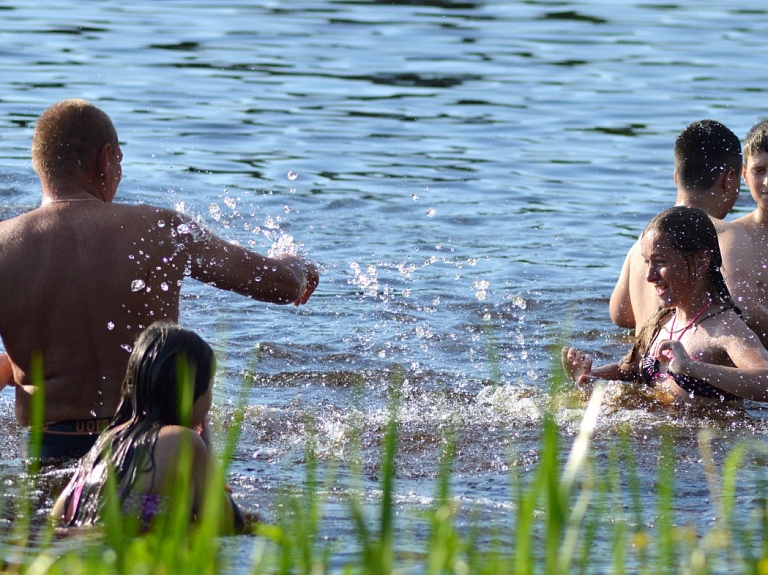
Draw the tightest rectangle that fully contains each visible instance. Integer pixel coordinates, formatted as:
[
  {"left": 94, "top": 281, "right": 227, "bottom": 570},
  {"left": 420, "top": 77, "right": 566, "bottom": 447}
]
[
  {"left": 0, "top": 99, "right": 319, "bottom": 458},
  {"left": 735, "top": 119, "right": 768, "bottom": 347},
  {"left": 609, "top": 120, "right": 768, "bottom": 343}
]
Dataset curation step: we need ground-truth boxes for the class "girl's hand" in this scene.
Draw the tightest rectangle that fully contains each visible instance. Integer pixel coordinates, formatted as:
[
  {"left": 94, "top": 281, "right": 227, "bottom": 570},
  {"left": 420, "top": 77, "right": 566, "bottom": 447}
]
[
  {"left": 654, "top": 339, "right": 692, "bottom": 374},
  {"left": 561, "top": 347, "right": 593, "bottom": 385}
]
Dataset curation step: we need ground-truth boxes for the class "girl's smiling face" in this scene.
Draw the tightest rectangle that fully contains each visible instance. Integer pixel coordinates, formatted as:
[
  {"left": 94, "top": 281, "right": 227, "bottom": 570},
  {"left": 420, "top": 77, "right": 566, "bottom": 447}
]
[{"left": 641, "top": 229, "right": 694, "bottom": 309}]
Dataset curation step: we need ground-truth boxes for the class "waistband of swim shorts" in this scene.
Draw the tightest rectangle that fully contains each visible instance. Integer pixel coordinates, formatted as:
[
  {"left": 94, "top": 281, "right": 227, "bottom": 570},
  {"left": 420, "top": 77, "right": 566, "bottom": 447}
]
[{"left": 41, "top": 417, "right": 111, "bottom": 435}]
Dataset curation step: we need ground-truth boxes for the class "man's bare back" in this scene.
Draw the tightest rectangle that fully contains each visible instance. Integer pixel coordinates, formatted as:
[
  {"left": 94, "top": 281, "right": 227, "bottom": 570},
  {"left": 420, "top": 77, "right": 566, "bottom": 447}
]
[{"left": 0, "top": 99, "right": 318, "bottom": 443}]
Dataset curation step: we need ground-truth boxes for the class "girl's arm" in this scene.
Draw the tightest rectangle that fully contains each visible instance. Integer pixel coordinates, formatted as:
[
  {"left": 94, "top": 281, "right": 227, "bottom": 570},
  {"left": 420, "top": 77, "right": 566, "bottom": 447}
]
[
  {"left": 155, "top": 427, "right": 246, "bottom": 534},
  {"left": 0, "top": 354, "right": 13, "bottom": 390},
  {"left": 561, "top": 347, "right": 640, "bottom": 385},
  {"left": 657, "top": 329, "right": 768, "bottom": 401},
  {"left": 188, "top": 430, "right": 246, "bottom": 535}
]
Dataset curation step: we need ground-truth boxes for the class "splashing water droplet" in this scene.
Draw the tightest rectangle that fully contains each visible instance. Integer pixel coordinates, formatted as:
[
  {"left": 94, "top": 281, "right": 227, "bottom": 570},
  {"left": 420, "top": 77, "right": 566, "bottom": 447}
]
[
  {"left": 160, "top": 282, "right": 169, "bottom": 292},
  {"left": 411, "top": 194, "right": 419, "bottom": 201},
  {"left": 512, "top": 295, "right": 527, "bottom": 310},
  {"left": 473, "top": 280, "right": 489, "bottom": 301},
  {"left": 177, "top": 223, "right": 191, "bottom": 235},
  {"left": 107, "top": 322, "right": 115, "bottom": 330},
  {"left": 209, "top": 203, "right": 222, "bottom": 221},
  {"left": 264, "top": 216, "right": 280, "bottom": 230},
  {"left": 131, "top": 279, "right": 146, "bottom": 292},
  {"left": 157, "top": 220, "right": 166, "bottom": 228},
  {"left": 121, "top": 344, "right": 133, "bottom": 353},
  {"left": 287, "top": 171, "right": 298, "bottom": 181},
  {"left": 426, "top": 207, "right": 436, "bottom": 217}
]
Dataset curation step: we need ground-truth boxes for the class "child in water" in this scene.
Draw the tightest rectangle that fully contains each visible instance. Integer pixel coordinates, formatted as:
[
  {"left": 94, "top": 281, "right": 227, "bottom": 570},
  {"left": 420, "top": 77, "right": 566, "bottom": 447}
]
[
  {"left": 564, "top": 206, "right": 768, "bottom": 405},
  {"left": 735, "top": 118, "right": 768, "bottom": 347},
  {"left": 51, "top": 321, "right": 245, "bottom": 533}
]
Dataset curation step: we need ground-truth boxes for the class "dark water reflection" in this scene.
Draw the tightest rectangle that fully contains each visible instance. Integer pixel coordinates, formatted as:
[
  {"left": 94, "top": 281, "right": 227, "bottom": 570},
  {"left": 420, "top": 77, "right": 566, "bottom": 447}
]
[{"left": 1, "top": 0, "right": 768, "bottom": 569}]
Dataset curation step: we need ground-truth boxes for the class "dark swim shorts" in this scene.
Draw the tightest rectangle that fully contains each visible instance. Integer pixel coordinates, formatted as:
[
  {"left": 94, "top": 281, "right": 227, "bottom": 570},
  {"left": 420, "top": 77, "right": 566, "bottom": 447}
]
[{"left": 24, "top": 418, "right": 111, "bottom": 460}]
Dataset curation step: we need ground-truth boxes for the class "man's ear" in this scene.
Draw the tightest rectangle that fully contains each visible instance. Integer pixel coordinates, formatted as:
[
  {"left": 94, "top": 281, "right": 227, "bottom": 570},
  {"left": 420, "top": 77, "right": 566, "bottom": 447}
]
[
  {"left": 722, "top": 166, "right": 739, "bottom": 192},
  {"left": 97, "top": 143, "right": 113, "bottom": 176}
]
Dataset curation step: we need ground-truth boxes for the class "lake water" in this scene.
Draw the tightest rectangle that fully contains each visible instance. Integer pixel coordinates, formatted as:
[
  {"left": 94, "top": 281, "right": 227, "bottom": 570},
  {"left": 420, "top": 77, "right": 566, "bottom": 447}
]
[{"left": 2, "top": 0, "right": 768, "bottom": 570}]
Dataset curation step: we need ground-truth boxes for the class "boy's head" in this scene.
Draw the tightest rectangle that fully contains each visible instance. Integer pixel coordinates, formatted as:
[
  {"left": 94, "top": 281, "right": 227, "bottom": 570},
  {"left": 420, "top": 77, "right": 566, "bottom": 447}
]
[
  {"left": 674, "top": 120, "right": 742, "bottom": 192},
  {"left": 743, "top": 119, "right": 768, "bottom": 160},
  {"left": 742, "top": 119, "right": 768, "bottom": 209}
]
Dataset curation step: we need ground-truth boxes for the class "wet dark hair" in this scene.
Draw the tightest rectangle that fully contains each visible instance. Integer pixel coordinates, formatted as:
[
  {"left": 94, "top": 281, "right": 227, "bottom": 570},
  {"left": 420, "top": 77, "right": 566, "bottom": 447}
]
[
  {"left": 61, "top": 321, "right": 215, "bottom": 526},
  {"left": 744, "top": 119, "right": 768, "bottom": 159},
  {"left": 642, "top": 205, "right": 741, "bottom": 315},
  {"left": 673, "top": 120, "right": 742, "bottom": 192},
  {"left": 112, "top": 321, "right": 214, "bottom": 428}
]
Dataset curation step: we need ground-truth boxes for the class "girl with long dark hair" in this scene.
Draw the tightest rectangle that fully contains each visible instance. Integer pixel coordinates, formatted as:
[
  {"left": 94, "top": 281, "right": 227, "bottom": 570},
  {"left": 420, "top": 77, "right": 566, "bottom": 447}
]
[
  {"left": 52, "top": 321, "right": 244, "bottom": 533},
  {"left": 564, "top": 206, "right": 768, "bottom": 404}
]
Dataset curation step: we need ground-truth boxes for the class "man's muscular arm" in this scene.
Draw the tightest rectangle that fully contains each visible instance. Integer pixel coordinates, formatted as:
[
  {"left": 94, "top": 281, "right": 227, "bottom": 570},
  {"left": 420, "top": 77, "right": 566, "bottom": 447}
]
[
  {"left": 609, "top": 243, "right": 638, "bottom": 329},
  {"left": 179, "top": 215, "right": 319, "bottom": 306}
]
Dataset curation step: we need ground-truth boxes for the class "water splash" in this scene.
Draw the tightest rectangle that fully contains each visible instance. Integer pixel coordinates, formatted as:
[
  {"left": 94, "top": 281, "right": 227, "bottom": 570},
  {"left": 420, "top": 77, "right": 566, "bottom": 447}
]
[
  {"left": 131, "top": 279, "right": 146, "bottom": 292},
  {"left": 268, "top": 234, "right": 299, "bottom": 258},
  {"left": 473, "top": 280, "right": 489, "bottom": 300},
  {"left": 349, "top": 262, "right": 379, "bottom": 297}
]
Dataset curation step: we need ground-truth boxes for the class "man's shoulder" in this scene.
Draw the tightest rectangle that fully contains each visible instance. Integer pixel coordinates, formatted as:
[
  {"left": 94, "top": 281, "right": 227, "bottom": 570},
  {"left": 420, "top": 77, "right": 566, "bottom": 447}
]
[
  {"left": 112, "top": 201, "right": 179, "bottom": 218},
  {"left": 710, "top": 215, "right": 752, "bottom": 241},
  {"left": 0, "top": 206, "right": 46, "bottom": 238},
  {"left": 730, "top": 211, "right": 761, "bottom": 235}
]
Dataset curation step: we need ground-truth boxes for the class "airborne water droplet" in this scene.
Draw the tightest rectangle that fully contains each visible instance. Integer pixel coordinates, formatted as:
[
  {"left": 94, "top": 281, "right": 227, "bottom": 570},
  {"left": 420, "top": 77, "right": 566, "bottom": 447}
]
[
  {"left": 287, "top": 171, "right": 298, "bottom": 181},
  {"left": 131, "top": 279, "right": 146, "bottom": 292},
  {"left": 160, "top": 282, "right": 169, "bottom": 291},
  {"left": 107, "top": 322, "right": 115, "bottom": 330}
]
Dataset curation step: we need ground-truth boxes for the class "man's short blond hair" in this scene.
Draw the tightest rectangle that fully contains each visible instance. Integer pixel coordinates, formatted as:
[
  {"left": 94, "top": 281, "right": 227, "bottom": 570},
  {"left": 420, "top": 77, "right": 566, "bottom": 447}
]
[{"left": 31, "top": 99, "right": 118, "bottom": 181}]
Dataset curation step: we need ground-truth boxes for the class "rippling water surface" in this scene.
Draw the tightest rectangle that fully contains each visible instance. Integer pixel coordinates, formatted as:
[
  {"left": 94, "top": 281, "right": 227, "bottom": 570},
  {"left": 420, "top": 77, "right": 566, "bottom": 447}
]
[{"left": 2, "top": 0, "right": 768, "bottom": 569}]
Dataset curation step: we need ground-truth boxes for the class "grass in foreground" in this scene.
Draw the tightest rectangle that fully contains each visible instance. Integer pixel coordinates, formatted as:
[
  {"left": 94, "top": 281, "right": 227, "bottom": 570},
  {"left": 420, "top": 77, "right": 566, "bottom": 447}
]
[{"left": 3, "top": 373, "right": 768, "bottom": 574}]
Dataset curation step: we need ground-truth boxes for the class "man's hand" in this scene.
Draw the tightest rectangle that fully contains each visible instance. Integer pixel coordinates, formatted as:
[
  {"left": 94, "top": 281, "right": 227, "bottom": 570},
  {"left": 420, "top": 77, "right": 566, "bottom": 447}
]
[{"left": 289, "top": 256, "right": 319, "bottom": 306}]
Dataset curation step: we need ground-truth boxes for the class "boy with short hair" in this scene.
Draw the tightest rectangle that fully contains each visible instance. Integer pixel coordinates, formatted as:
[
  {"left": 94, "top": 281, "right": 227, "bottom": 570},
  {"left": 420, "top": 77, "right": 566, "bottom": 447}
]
[
  {"left": 610, "top": 120, "right": 768, "bottom": 345},
  {"left": 734, "top": 120, "right": 768, "bottom": 346}
]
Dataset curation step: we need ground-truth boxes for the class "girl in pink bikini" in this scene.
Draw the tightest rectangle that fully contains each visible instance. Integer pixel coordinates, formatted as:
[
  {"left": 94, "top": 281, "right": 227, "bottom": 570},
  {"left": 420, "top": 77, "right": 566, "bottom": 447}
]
[
  {"left": 563, "top": 206, "right": 768, "bottom": 405},
  {"left": 52, "top": 321, "right": 244, "bottom": 533}
]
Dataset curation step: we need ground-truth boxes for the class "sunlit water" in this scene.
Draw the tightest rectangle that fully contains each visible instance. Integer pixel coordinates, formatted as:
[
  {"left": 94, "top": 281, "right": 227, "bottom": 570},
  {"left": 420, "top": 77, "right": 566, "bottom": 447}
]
[{"left": 2, "top": 0, "right": 768, "bottom": 570}]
